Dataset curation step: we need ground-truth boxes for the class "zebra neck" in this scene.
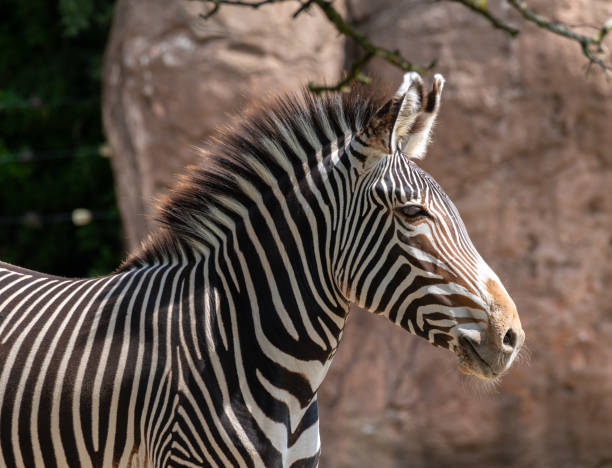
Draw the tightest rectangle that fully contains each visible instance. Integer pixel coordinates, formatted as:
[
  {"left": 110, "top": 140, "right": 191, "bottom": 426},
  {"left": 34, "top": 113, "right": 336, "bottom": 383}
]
[
  {"left": 206, "top": 230, "right": 349, "bottom": 385},
  {"left": 130, "top": 238, "right": 348, "bottom": 403}
]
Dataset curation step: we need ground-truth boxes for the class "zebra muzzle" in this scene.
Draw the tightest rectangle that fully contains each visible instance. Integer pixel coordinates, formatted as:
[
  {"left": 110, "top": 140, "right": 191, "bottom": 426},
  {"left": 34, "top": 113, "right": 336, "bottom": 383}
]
[{"left": 457, "top": 322, "right": 524, "bottom": 380}]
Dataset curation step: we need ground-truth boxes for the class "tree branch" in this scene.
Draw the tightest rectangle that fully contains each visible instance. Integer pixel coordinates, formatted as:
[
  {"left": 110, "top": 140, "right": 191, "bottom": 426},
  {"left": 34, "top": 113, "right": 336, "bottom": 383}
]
[
  {"left": 448, "top": 0, "right": 519, "bottom": 36},
  {"left": 197, "top": 0, "right": 434, "bottom": 92},
  {"left": 310, "top": 0, "right": 432, "bottom": 75},
  {"left": 197, "top": 0, "right": 611, "bottom": 91},
  {"left": 308, "top": 52, "right": 373, "bottom": 93},
  {"left": 506, "top": 0, "right": 611, "bottom": 71}
]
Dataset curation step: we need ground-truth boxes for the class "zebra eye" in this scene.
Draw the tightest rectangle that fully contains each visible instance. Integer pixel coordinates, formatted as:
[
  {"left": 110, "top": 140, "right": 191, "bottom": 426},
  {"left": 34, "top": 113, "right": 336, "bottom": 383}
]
[{"left": 400, "top": 205, "right": 428, "bottom": 218}]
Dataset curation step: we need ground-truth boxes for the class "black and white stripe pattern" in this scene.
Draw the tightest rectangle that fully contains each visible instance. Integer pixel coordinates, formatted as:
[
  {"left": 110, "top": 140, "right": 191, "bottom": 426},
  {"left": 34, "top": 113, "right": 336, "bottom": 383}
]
[{"left": 0, "top": 73, "right": 523, "bottom": 467}]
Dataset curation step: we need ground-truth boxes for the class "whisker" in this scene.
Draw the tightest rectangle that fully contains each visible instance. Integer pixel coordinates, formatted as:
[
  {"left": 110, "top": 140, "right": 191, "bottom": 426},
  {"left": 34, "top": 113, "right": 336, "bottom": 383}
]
[{"left": 514, "top": 343, "right": 532, "bottom": 366}]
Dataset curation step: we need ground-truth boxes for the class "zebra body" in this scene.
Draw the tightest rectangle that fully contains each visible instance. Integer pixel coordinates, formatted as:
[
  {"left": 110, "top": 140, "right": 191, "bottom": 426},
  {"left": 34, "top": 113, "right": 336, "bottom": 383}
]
[
  {"left": 0, "top": 73, "right": 524, "bottom": 467},
  {"left": 0, "top": 257, "right": 323, "bottom": 467}
]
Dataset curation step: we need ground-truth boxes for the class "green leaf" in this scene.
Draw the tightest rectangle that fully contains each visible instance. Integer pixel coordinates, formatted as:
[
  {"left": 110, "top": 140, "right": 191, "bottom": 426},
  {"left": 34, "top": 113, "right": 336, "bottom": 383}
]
[{"left": 59, "top": 0, "right": 95, "bottom": 37}]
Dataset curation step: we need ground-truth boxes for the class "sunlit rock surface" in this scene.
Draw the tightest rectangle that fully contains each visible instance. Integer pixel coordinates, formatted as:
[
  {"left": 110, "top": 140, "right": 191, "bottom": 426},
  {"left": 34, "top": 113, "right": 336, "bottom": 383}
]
[{"left": 103, "top": 0, "right": 346, "bottom": 246}]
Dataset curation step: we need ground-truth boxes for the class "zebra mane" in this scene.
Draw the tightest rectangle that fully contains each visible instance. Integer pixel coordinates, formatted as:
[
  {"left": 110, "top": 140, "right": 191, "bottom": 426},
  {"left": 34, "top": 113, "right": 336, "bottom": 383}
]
[{"left": 120, "top": 86, "right": 385, "bottom": 270}]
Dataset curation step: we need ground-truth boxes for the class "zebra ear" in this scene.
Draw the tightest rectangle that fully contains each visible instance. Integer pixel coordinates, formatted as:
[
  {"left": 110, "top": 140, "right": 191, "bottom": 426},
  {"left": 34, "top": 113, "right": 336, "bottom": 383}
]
[
  {"left": 354, "top": 73, "right": 444, "bottom": 170},
  {"left": 395, "top": 73, "right": 444, "bottom": 160}
]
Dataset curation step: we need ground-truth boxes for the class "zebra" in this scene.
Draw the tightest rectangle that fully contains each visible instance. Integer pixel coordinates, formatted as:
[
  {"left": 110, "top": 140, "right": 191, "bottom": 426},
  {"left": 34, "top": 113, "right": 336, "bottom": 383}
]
[{"left": 0, "top": 72, "right": 524, "bottom": 467}]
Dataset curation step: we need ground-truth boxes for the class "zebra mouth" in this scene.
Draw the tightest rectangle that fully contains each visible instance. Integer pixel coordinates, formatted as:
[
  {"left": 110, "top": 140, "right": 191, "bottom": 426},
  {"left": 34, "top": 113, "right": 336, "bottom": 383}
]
[{"left": 458, "top": 336, "right": 498, "bottom": 380}]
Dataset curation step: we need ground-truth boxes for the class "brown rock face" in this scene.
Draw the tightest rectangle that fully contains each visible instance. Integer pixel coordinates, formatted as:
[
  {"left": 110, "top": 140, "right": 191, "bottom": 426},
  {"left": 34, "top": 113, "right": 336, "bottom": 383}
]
[{"left": 103, "top": 0, "right": 612, "bottom": 466}]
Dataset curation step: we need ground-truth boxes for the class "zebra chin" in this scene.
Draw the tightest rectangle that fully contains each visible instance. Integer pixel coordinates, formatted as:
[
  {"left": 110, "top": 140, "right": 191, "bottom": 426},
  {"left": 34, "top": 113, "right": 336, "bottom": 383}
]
[{"left": 456, "top": 335, "right": 509, "bottom": 381}]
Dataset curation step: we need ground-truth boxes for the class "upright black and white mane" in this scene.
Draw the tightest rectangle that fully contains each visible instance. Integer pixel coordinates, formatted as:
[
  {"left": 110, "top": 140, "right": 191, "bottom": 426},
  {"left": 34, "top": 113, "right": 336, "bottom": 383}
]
[{"left": 122, "top": 88, "right": 384, "bottom": 270}]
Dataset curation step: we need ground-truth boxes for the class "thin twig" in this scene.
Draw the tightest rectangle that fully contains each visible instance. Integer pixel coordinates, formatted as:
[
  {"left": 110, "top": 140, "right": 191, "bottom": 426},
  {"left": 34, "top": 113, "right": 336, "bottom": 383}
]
[
  {"left": 311, "top": 0, "right": 431, "bottom": 75},
  {"left": 197, "top": 0, "right": 434, "bottom": 92},
  {"left": 508, "top": 0, "right": 596, "bottom": 44},
  {"left": 506, "top": 0, "right": 611, "bottom": 71},
  {"left": 292, "top": 0, "right": 314, "bottom": 18},
  {"left": 449, "top": 0, "right": 519, "bottom": 36},
  {"left": 308, "top": 52, "right": 374, "bottom": 93},
  {"left": 197, "top": 0, "right": 612, "bottom": 90},
  {"left": 201, "top": 2, "right": 220, "bottom": 19},
  {"left": 595, "top": 16, "right": 612, "bottom": 44}
]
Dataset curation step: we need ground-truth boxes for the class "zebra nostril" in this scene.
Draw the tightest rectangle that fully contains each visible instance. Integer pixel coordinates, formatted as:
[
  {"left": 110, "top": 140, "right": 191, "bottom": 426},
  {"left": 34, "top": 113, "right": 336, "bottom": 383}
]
[{"left": 503, "top": 328, "right": 517, "bottom": 349}]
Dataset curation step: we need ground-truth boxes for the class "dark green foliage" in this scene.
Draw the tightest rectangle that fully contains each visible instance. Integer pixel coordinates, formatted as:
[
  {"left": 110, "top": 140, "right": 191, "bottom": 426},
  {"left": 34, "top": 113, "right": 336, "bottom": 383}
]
[{"left": 0, "top": 0, "right": 123, "bottom": 277}]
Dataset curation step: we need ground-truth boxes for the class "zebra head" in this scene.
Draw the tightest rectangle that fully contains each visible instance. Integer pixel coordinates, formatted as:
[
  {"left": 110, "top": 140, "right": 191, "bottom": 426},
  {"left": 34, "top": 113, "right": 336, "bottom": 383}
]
[{"left": 337, "top": 73, "right": 524, "bottom": 380}]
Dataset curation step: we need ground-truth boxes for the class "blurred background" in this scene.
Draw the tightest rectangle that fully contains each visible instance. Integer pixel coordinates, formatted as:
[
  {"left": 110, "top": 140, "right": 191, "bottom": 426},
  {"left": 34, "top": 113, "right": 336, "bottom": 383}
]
[
  {"left": 0, "top": 0, "right": 121, "bottom": 276},
  {"left": 2, "top": 0, "right": 612, "bottom": 466}
]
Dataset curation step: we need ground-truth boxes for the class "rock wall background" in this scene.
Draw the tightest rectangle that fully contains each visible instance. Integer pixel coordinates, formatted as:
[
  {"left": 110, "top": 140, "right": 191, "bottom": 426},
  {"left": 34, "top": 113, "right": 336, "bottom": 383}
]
[
  {"left": 102, "top": 0, "right": 345, "bottom": 245},
  {"left": 102, "top": 1, "right": 612, "bottom": 466}
]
